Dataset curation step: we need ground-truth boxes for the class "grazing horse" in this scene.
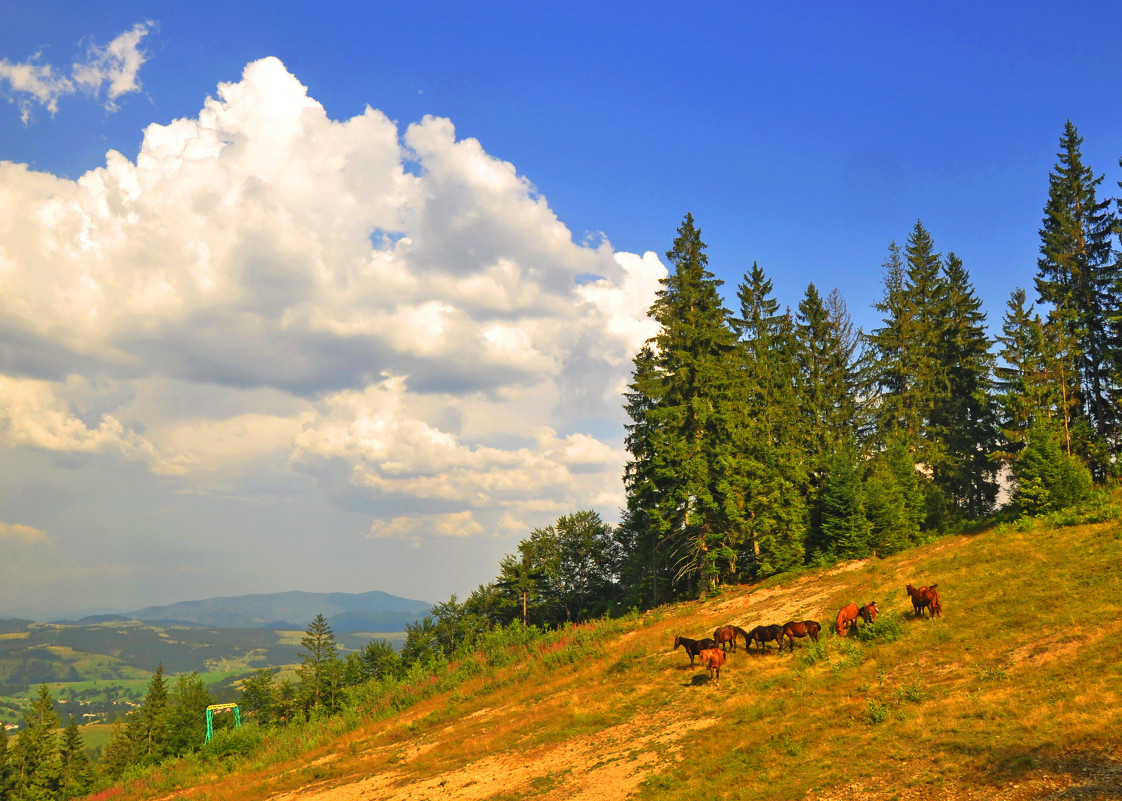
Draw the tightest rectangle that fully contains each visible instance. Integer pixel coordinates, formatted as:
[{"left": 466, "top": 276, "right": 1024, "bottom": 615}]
[
  {"left": 746, "top": 624, "right": 785, "bottom": 654},
  {"left": 673, "top": 635, "right": 718, "bottom": 666},
  {"left": 836, "top": 603, "right": 860, "bottom": 635},
  {"left": 733, "top": 625, "right": 753, "bottom": 650},
  {"left": 859, "top": 602, "right": 879, "bottom": 623},
  {"left": 698, "top": 648, "right": 726, "bottom": 687},
  {"left": 781, "top": 620, "right": 821, "bottom": 651},
  {"left": 906, "top": 584, "right": 942, "bottom": 618},
  {"left": 713, "top": 625, "right": 739, "bottom": 652}
]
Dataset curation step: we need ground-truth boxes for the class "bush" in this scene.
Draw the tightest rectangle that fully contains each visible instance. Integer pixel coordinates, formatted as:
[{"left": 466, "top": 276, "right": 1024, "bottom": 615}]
[
  {"left": 1012, "top": 424, "right": 1092, "bottom": 516},
  {"left": 1042, "top": 489, "right": 1122, "bottom": 527},
  {"left": 855, "top": 610, "right": 904, "bottom": 644},
  {"left": 864, "top": 698, "right": 888, "bottom": 725},
  {"left": 203, "top": 724, "right": 265, "bottom": 761}
]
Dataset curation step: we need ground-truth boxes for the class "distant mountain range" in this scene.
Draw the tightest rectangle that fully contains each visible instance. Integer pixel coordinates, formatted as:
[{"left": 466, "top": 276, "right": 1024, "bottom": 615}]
[{"left": 68, "top": 590, "right": 433, "bottom": 633}]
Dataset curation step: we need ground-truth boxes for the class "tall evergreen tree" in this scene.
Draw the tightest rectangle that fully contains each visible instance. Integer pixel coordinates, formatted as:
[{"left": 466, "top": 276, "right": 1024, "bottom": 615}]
[
  {"left": 730, "top": 263, "right": 806, "bottom": 577},
  {"left": 994, "top": 288, "right": 1071, "bottom": 468},
  {"left": 796, "top": 284, "right": 867, "bottom": 556},
  {"left": 934, "top": 253, "right": 999, "bottom": 516},
  {"left": 631, "top": 213, "right": 740, "bottom": 595},
  {"left": 298, "top": 614, "right": 341, "bottom": 713},
  {"left": 902, "top": 221, "right": 952, "bottom": 478},
  {"left": 132, "top": 664, "right": 170, "bottom": 764},
  {"left": 0, "top": 721, "right": 14, "bottom": 801},
  {"left": 618, "top": 343, "right": 672, "bottom": 606},
  {"left": 13, "top": 684, "right": 59, "bottom": 801},
  {"left": 1037, "top": 120, "right": 1119, "bottom": 474},
  {"left": 867, "top": 241, "right": 919, "bottom": 443},
  {"left": 56, "top": 719, "right": 92, "bottom": 801}
]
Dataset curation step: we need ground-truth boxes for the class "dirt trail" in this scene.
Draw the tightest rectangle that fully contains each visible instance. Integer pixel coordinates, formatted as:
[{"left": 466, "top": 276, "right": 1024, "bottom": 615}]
[{"left": 267, "top": 710, "right": 717, "bottom": 801}]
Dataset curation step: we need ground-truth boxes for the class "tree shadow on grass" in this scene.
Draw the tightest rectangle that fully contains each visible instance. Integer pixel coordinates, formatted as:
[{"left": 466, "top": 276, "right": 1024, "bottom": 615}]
[{"left": 989, "top": 745, "right": 1122, "bottom": 798}]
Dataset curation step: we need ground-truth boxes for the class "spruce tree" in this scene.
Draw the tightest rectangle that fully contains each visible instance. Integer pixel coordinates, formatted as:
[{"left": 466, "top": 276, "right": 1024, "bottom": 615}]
[
  {"left": 995, "top": 288, "right": 1049, "bottom": 458},
  {"left": 240, "top": 669, "right": 278, "bottom": 724},
  {"left": 934, "top": 253, "right": 999, "bottom": 516},
  {"left": 817, "top": 440, "right": 871, "bottom": 560},
  {"left": 13, "top": 684, "right": 59, "bottom": 801},
  {"left": 0, "top": 722, "right": 14, "bottom": 801},
  {"left": 1037, "top": 120, "right": 1118, "bottom": 474},
  {"left": 98, "top": 720, "right": 133, "bottom": 781},
  {"left": 641, "top": 213, "right": 740, "bottom": 594},
  {"left": 902, "top": 221, "right": 952, "bottom": 479},
  {"left": 796, "top": 284, "right": 867, "bottom": 557},
  {"left": 867, "top": 241, "right": 919, "bottom": 443},
  {"left": 618, "top": 343, "right": 669, "bottom": 606},
  {"left": 56, "top": 719, "right": 92, "bottom": 801},
  {"left": 731, "top": 263, "right": 806, "bottom": 577},
  {"left": 863, "top": 435, "right": 926, "bottom": 554},
  {"left": 132, "top": 664, "right": 170, "bottom": 764},
  {"left": 298, "top": 614, "right": 341, "bottom": 713},
  {"left": 795, "top": 283, "right": 835, "bottom": 478}
]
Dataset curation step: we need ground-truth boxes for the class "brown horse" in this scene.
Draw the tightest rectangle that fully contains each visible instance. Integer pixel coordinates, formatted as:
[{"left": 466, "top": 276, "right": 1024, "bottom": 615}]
[
  {"left": 906, "top": 584, "right": 942, "bottom": 618},
  {"left": 713, "top": 625, "right": 739, "bottom": 652},
  {"left": 733, "top": 625, "right": 753, "bottom": 650},
  {"left": 781, "top": 620, "right": 821, "bottom": 650},
  {"left": 836, "top": 603, "right": 859, "bottom": 635},
  {"left": 746, "top": 624, "right": 785, "bottom": 654},
  {"left": 698, "top": 648, "right": 726, "bottom": 687},
  {"left": 673, "top": 635, "right": 718, "bottom": 666},
  {"left": 859, "top": 601, "right": 879, "bottom": 623}
]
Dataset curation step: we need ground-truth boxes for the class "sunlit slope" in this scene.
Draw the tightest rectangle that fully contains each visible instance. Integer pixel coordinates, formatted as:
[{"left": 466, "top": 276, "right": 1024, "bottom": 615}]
[{"left": 114, "top": 513, "right": 1122, "bottom": 801}]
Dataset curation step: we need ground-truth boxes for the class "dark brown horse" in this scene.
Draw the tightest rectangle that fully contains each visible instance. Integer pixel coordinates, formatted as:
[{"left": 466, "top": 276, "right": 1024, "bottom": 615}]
[
  {"left": 906, "top": 584, "right": 942, "bottom": 618},
  {"left": 746, "top": 624, "right": 784, "bottom": 654},
  {"left": 673, "top": 635, "right": 718, "bottom": 666},
  {"left": 781, "top": 620, "right": 821, "bottom": 650},
  {"left": 713, "top": 625, "right": 739, "bottom": 652},
  {"left": 698, "top": 648, "right": 726, "bottom": 687},
  {"left": 734, "top": 625, "right": 752, "bottom": 650}
]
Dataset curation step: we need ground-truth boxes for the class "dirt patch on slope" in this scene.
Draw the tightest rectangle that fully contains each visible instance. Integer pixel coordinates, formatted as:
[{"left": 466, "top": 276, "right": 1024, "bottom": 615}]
[{"left": 267, "top": 711, "right": 716, "bottom": 801}]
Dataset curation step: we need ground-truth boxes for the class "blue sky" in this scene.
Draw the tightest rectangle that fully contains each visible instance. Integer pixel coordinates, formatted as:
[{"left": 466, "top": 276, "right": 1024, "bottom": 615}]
[{"left": 2, "top": 2, "right": 1121, "bottom": 617}]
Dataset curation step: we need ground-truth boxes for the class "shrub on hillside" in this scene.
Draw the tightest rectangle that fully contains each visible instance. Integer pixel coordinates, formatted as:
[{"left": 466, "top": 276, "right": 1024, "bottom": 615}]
[
  {"left": 855, "top": 610, "right": 904, "bottom": 644},
  {"left": 1011, "top": 423, "right": 1092, "bottom": 517}
]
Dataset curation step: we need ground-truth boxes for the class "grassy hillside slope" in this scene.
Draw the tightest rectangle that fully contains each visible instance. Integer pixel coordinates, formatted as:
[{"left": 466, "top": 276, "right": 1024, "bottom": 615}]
[{"left": 108, "top": 510, "right": 1122, "bottom": 801}]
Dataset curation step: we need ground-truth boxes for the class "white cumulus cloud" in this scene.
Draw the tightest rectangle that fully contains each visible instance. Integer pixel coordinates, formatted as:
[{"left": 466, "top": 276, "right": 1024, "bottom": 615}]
[{"left": 0, "top": 56, "right": 666, "bottom": 548}]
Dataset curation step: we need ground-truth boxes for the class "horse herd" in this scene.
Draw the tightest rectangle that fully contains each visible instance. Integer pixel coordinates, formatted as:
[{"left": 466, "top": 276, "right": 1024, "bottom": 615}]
[{"left": 673, "top": 582, "right": 943, "bottom": 687}]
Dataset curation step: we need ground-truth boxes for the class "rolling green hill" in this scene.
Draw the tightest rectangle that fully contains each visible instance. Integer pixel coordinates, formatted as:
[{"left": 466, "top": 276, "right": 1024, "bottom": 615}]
[
  {"left": 0, "top": 619, "right": 408, "bottom": 728},
  {"left": 121, "top": 589, "right": 432, "bottom": 632},
  {"left": 97, "top": 503, "right": 1122, "bottom": 801}
]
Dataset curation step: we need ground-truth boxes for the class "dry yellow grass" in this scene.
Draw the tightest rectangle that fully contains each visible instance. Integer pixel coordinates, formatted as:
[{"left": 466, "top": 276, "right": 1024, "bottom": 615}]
[{"left": 113, "top": 510, "right": 1122, "bottom": 801}]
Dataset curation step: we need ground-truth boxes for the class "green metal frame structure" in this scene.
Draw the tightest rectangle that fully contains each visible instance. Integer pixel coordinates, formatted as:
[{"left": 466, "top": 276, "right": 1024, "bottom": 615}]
[{"left": 205, "top": 702, "right": 241, "bottom": 743}]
